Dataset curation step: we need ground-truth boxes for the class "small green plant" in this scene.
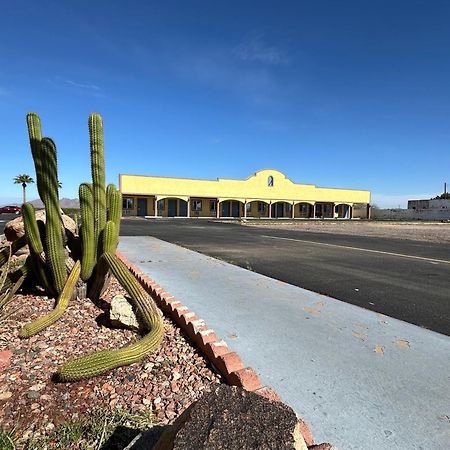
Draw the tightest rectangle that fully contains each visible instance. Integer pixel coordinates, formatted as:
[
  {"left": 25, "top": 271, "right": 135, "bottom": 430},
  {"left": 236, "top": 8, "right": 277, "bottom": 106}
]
[
  {"left": 0, "top": 246, "right": 25, "bottom": 323},
  {"left": 0, "top": 426, "right": 17, "bottom": 450},
  {"left": 5, "top": 406, "right": 157, "bottom": 450}
]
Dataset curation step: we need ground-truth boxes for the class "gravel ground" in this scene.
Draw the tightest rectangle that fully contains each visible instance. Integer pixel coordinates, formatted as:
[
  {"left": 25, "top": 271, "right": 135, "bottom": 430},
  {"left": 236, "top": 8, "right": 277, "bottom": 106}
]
[
  {"left": 0, "top": 277, "right": 222, "bottom": 439},
  {"left": 244, "top": 220, "right": 450, "bottom": 243}
]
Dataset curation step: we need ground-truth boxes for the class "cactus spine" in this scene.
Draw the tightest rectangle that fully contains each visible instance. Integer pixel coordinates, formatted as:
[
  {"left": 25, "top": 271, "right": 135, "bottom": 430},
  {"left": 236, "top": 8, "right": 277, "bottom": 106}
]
[
  {"left": 19, "top": 260, "right": 81, "bottom": 338},
  {"left": 58, "top": 253, "right": 163, "bottom": 381}
]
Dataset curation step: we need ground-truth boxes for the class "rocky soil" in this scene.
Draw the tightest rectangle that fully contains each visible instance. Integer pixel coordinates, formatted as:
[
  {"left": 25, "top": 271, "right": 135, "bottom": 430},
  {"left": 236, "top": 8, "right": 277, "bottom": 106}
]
[{"left": 0, "top": 277, "right": 222, "bottom": 440}]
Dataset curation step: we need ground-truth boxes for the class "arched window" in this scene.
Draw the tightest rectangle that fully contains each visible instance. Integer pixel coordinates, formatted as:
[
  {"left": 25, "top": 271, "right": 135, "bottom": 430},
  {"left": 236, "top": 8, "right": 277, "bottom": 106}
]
[{"left": 268, "top": 175, "right": 274, "bottom": 187}]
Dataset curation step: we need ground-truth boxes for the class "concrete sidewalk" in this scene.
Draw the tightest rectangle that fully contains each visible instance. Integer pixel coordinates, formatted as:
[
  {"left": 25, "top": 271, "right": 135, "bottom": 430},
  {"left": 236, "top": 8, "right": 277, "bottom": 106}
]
[{"left": 119, "top": 236, "right": 450, "bottom": 450}]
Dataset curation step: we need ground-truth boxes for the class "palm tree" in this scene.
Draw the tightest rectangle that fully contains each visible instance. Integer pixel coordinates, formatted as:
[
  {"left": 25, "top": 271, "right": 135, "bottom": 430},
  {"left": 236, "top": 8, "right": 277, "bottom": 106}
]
[{"left": 13, "top": 174, "right": 34, "bottom": 204}]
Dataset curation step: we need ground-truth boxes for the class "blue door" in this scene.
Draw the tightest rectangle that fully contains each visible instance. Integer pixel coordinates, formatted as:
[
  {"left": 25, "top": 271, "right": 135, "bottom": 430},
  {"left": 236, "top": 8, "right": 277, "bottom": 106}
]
[
  {"left": 179, "top": 200, "right": 187, "bottom": 217},
  {"left": 276, "top": 203, "right": 284, "bottom": 218},
  {"left": 137, "top": 198, "right": 147, "bottom": 216},
  {"left": 232, "top": 201, "right": 240, "bottom": 217},
  {"left": 168, "top": 199, "right": 177, "bottom": 217},
  {"left": 222, "top": 201, "right": 230, "bottom": 217}
]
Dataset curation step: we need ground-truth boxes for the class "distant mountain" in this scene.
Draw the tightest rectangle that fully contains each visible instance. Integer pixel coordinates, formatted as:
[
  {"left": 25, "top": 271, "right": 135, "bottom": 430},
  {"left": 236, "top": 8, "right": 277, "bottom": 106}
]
[{"left": 30, "top": 198, "right": 80, "bottom": 209}]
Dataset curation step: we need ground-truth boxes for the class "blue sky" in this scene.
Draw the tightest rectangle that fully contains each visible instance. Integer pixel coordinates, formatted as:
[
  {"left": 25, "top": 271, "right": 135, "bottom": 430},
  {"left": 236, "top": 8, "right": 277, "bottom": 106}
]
[{"left": 1, "top": 0, "right": 450, "bottom": 208}]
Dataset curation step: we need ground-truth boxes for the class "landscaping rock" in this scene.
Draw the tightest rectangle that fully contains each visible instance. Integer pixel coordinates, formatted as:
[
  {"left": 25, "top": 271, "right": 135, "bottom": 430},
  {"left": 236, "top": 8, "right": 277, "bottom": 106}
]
[
  {"left": 109, "top": 294, "right": 140, "bottom": 330},
  {"left": 4, "top": 209, "right": 76, "bottom": 242},
  {"left": 0, "top": 351, "right": 13, "bottom": 372},
  {"left": 151, "top": 384, "right": 309, "bottom": 450}
]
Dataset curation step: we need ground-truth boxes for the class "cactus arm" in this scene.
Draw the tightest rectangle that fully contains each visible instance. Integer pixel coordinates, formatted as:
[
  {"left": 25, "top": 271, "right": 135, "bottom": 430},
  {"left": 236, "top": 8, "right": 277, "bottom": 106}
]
[
  {"left": 19, "top": 260, "right": 80, "bottom": 338},
  {"left": 89, "top": 113, "right": 106, "bottom": 260},
  {"left": 21, "top": 202, "right": 56, "bottom": 295},
  {"left": 39, "top": 138, "right": 67, "bottom": 294},
  {"left": 22, "top": 203, "right": 44, "bottom": 254},
  {"left": 26, "top": 113, "right": 45, "bottom": 200},
  {"left": 103, "top": 221, "right": 117, "bottom": 255},
  {"left": 107, "top": 185, "right": 122, "bottom": 245},
  {"left": 57, "top": 253, "right": 163, "bottom": 381},
  {"left": 79, "top": 183, "right": 95, "bottom": 281}
]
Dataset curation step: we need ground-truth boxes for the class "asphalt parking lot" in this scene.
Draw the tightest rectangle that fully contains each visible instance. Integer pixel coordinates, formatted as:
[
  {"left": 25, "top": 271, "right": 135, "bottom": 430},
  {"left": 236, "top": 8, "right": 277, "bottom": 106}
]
[
  {"left": 120, "top": 218, "right": 450, "bottom": 336},
  {"left": 2, "top": 214, "right": 449, "bottom": 336}
]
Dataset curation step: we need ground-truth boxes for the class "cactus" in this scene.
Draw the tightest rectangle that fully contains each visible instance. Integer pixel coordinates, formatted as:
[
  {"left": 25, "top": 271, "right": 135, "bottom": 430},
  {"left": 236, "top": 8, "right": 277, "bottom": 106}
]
[
  {"left": 89, "top": 113, "right": 106, "bottom": 261},
  {"left": 3, "top": 112, "right": 164, "bottom": 382},
  {"left": 27, "top": 113, "right": 67, "bottom": 294},
  {"left": 58, "top": 253, "right": 163, "bottom": 381},
  {"left": 22, "top": 203, "right": 56, "bottom": 296},
  {"left": 79, "top": 183, "right": 95, "bottom": 281},
  {"left": 19, "top": 260, "right": 81, "bottom": 338}
]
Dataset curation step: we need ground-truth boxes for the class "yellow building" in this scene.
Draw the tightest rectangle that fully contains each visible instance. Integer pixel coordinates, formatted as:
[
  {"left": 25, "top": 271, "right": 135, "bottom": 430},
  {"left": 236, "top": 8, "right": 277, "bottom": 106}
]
[{"left": 119, "top": 169, "right": 371, "bottom": 219}]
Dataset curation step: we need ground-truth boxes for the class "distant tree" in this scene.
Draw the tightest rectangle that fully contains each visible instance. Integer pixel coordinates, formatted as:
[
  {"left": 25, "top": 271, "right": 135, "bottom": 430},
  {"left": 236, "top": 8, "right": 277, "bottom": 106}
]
[
  {"left": 13, "top": 174, "right": 34, "bottom": 204},
  {"left": 432, "top": 193, "right": 450, "bottom": 200}
]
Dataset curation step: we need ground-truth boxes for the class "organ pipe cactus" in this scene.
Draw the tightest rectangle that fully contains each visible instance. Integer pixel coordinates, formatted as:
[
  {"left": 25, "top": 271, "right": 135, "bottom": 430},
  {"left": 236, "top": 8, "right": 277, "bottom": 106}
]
[{"left": 0, "top": 112, "right": 164, "bottom": 381}]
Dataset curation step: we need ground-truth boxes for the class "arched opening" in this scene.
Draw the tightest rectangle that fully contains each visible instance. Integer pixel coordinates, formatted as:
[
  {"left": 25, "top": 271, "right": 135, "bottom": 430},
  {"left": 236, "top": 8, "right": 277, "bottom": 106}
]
[
  {"left": 268, "top": 175, "right": 274, "bottom": 187},
  {"left": 271, "top": 201, "right": 292, "bottom": 218},
  {"left": 220, "top": 200, "right": 244, "bottom": 218},
  {"left": 335, "top": 204, "right": 352, "bottom": 219},
  {"left": 246, "top": 200, "right": 270, "bottom": 218},
  {"left": 157, "top": 197, "right": 188, "bottom": 217},
  {"left": 315, "top": 202, "right": 334, "bottom": 218},
  {"left": 296, "top": 202, "right": 314, "bottom": 218}
]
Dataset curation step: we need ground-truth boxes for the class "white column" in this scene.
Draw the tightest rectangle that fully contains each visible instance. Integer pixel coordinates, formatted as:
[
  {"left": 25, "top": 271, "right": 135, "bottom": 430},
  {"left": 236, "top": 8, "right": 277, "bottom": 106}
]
[
  {"left": 269, "top": 201, "right": 272, "bottom": 219},
  {"left": 154, "top": 197, "right": 158, "bottom": 218},
  {"left": 244, "top": 201, "right": 247, "bottom": 218},
  {"left": 187, "top": 198, "right": 190, "bottom": 218},
  {"left": 292, "top": 202, "right": 295, "bottom": 219},
  {"left": 216, "top": 200, "right": 220, "bottom": 218},
  {"left": 313, "top": 203, "right": 316, "bottom": 219}
]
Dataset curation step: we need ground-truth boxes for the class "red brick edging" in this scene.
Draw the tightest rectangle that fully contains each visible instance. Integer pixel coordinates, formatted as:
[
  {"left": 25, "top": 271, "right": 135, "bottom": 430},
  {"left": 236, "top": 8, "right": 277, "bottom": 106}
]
[{"left": 116, "top": 250, "right": 324, "bottom": 448}]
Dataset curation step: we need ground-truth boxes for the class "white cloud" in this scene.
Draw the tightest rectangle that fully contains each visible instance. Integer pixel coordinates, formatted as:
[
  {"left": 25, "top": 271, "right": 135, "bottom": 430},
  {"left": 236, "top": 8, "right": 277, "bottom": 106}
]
[
  {"left": 372, "top": 192, "right": 437, "bottom": 209},
  {"left": 64, "top": 79, "right": 100, "bottom": 91},
  {"left": 233, "top": 35, "right": 288, "bottom": 65}
]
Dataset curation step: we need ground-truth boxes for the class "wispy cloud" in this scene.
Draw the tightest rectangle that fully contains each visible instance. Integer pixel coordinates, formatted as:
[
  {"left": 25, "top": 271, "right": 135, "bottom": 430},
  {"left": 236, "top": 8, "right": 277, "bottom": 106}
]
[
  {"left": 64, "top": 79, "right": 100, "bottom": 91},
  {"left": 162, "top": 40, "right": 288, "bottom": 108},
  {"left": 233, "top": 34, "right": 289, "bottom": 65}
]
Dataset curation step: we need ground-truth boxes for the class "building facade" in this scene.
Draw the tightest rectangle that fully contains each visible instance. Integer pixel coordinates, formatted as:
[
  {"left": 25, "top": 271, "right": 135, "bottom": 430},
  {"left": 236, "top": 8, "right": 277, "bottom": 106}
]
[{"left": 119, "top": 169, "right": 371, "bottom": 219}]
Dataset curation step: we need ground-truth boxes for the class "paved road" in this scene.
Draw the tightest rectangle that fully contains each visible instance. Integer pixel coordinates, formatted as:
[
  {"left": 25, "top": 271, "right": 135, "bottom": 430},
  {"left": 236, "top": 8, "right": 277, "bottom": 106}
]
[{"left": 120, "top": 218, "right": 450, "bottom": 336}]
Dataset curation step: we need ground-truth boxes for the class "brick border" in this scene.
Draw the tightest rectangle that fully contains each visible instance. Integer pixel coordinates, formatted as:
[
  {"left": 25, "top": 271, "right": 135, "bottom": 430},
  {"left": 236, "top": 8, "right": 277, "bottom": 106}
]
[{"left": 116, "top": 250, "right": 333, "bottom": 449}]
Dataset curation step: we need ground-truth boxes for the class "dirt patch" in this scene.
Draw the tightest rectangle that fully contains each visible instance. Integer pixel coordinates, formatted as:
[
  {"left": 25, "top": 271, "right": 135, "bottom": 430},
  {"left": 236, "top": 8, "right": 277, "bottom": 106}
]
[{"left": 243, "top": 220, "right": 450, "bottom": 243}]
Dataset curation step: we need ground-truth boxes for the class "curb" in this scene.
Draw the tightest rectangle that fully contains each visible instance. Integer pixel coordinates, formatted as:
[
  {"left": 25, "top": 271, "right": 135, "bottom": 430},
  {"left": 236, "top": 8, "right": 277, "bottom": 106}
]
[{"left": 116, "top": 250, "right": 331, "bottom": 449}]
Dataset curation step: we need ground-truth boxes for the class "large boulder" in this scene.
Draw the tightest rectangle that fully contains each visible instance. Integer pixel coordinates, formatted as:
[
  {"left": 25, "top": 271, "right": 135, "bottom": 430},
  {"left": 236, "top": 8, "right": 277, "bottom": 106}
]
[
  {"left": 4, "top": 209, "right": 76, "bottom": 242},
  {"left": 150, "top": 384, "right": 311, "bottom": 450}
]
